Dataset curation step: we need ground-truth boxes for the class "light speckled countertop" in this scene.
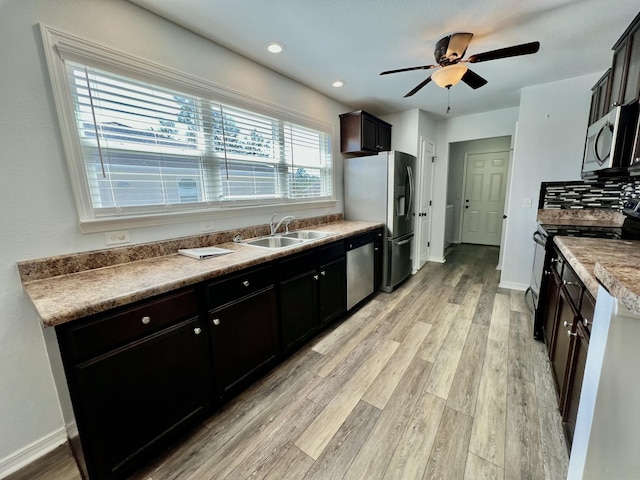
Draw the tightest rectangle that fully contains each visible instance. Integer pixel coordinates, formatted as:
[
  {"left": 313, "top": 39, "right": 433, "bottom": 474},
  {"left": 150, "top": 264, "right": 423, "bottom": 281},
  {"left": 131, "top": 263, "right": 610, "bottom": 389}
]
[
  {"left": 554, "top": 236, "right": 640, "bottom": 315},
  {"left": 21, "top": 221, "right": 382, "bottom": 327}
]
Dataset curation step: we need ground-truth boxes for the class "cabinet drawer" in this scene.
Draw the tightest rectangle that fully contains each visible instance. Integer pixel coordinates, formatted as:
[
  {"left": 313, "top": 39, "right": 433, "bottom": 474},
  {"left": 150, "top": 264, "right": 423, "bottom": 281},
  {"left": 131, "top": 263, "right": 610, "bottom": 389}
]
[
  {"left": 561, "top": 263, "right": 582, "bottom": 309},
  {"left": 59, "top": 289, "right": 198, "bottom": 363},
  {"left": 318, "top": 240, "right": 345, "bottom": 264},
  {"left": 279, "top": 251, "right": 316, "bottom": 281},
  {"left": 207, "top": 264, "right": 275, "bottom": 309},
  {"left": 580, "top": 291, "right": 596, "bottom": 336}
]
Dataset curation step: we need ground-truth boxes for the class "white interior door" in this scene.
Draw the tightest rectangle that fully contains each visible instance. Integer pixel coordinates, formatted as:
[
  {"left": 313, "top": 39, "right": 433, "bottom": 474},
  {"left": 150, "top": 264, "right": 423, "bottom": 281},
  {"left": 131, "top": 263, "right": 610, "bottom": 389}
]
[
  {"left": 461, "top": 151, "right": 509, "bottom": 246},
  {"left": 414, "top": 138, "right": 435, "bottom": 272}
]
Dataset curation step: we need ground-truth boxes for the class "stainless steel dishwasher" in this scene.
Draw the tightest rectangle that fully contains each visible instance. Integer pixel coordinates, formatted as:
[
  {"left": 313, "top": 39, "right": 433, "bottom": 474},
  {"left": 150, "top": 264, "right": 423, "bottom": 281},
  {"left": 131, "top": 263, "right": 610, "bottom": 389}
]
[{"left": 346, "top": 232, "right": 374, "bottom": 310}]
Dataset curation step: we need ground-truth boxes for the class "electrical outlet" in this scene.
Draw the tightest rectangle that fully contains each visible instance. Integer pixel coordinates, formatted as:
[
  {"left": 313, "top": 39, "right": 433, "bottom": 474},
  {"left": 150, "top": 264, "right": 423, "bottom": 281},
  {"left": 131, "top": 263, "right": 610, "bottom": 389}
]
[
  {"left": 523, "top": 197, "right": 532, "bottom": 209},
  {"left": 104, "top": 230, "right": 130, "bottom": 245},
  {"left": 200, "top": 221, "right": 216, "bottom": 232}
]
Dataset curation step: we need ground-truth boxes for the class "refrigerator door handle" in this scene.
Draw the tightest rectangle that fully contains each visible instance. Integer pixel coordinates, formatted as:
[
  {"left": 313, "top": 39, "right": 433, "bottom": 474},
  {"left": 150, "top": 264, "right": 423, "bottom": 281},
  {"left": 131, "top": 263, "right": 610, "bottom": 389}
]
[
  {"left": 406, "top": 165, "right": 414, "bottom": 221},
  {"left": 396, "top": 237, "right": 412, "bottom": 246}
]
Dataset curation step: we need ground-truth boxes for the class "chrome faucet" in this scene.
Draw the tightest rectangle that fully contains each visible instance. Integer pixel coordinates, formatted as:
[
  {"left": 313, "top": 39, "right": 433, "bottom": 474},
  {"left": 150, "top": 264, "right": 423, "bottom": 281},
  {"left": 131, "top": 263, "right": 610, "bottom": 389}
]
[{"left": 270, "top": 214, "right": 297, "bottom": 235}]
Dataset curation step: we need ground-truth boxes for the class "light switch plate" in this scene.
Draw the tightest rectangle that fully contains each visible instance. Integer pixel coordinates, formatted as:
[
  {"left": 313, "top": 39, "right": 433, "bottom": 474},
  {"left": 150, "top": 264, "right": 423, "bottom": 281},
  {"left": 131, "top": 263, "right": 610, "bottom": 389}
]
[{"left": 523, "top": 197, "right": 532, "bottom": 209}]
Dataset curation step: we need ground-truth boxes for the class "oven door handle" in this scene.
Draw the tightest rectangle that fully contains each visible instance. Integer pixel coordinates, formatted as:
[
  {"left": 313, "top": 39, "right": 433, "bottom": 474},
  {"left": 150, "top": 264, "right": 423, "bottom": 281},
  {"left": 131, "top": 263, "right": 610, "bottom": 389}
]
[{"left": 532, "top": 230, "right": 546, "bottom": 247}]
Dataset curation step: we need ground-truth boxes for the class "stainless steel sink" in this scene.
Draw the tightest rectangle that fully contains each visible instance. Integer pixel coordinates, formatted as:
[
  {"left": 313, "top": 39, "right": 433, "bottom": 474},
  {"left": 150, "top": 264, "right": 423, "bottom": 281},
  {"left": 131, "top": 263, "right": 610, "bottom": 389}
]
[
  {"left": 243, "top": 236, "right": 304, "bottom": 248},
  {"left": 281, "top": 230, "right": 334, "bottom": 240}
]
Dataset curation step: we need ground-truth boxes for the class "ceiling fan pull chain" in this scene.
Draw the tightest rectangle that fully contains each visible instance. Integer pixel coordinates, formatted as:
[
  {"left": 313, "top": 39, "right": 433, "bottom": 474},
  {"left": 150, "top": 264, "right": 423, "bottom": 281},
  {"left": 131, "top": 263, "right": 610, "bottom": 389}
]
[{"left": 447, "top": 86, "right": 451, "bottom": 114}]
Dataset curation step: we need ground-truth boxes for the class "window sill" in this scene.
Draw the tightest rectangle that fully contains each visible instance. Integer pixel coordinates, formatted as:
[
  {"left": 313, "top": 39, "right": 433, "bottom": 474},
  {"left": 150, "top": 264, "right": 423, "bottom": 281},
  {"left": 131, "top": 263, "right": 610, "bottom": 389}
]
[{"left": 79, "top": 200, "right": 338, "bottom": 233}]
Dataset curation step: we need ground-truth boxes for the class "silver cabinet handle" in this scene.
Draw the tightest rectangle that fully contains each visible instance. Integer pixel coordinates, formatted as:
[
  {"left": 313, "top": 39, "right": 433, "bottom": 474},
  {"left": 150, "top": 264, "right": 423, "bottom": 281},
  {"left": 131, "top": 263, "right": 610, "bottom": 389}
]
[
  {"left": 563, "top": 320, "right": 571, "bottom": 327},
  {"left": 242, "top": 280, "right": 250, "bottom": 287},
  {"left": 314, "top": 275, "right": 319, "bottom": 280},
  {"left": 567, "top": 330, "right": 577, "bottom": 337},
  {"left": 194, "top": 327, "right": 202, "bottom": 335},
  {"left": 321, "top": 271, "right": 326, "bottom": 276},
  {"left": 141, "top": 316, "right": 151, "bottom": 325},
  {"left": 584, "top": 318, "right": 591, "bottom": 327},
  {"left": 563, "top": 280, "right": 575, "bottom": 286},
  {"left": 212, "top": 318, "right": 220, "bottom": 326}
]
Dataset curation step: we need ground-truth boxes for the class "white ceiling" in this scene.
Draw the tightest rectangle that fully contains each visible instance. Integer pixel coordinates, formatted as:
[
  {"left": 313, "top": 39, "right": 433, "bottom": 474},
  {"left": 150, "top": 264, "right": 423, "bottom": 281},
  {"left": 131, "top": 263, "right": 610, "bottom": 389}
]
[{"left": 128, "top": 0, "right": 639, "bottom": 118}]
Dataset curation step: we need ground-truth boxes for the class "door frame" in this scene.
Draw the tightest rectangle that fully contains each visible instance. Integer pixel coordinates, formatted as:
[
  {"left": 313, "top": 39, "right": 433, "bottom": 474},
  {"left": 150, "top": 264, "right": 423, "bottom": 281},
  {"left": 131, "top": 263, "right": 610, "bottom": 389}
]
[
  {"left": 458, "top": 149, "right": 510, "bottom": 244},
  {"left": 413, "top": 137, "right": 435, "bottom": 273}
]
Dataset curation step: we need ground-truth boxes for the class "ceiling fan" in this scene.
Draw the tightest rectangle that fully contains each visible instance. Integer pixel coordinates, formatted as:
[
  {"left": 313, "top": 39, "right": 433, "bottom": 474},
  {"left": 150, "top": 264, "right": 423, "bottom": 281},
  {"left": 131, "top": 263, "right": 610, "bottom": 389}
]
[{"left": 380, "top": 33, "right": 540, "bottom": 97}]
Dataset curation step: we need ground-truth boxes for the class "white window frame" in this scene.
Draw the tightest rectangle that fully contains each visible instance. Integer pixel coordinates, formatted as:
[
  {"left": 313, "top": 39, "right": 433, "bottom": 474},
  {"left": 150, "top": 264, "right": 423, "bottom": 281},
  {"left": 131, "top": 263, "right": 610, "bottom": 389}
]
[{"left": 40, "top": 24, "right": 336, "bottom": 233}]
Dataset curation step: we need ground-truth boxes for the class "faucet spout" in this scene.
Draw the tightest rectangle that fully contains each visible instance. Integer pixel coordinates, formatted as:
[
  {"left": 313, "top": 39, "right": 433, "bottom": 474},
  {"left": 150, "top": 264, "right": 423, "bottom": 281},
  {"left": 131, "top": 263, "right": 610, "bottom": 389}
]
[{"left": 270, "top": 215, "right": 297, "bottom": 235}]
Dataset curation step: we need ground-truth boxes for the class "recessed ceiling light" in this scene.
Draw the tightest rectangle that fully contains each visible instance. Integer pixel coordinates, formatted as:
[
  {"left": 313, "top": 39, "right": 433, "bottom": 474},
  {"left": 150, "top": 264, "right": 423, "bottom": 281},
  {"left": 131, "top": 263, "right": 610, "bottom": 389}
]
[
  {"left": 332, "top": 80, "right": 345, "bottom": 88},
  {"left": 266, "top": 42, "right": 285, "bottom": 54}
]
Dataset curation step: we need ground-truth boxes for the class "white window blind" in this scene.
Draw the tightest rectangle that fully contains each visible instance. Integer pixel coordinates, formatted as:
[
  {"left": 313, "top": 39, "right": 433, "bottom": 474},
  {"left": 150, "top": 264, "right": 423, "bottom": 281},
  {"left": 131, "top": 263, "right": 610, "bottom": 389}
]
[{"left": 64, "top": 62, "right": 333, "bottom": 218}]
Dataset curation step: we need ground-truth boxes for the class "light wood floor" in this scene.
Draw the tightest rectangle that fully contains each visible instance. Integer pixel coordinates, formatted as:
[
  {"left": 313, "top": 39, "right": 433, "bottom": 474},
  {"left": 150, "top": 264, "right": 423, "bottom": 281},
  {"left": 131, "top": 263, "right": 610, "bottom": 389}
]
[{"left": 7, "top": 244, "right": 569, "bottom": 480}]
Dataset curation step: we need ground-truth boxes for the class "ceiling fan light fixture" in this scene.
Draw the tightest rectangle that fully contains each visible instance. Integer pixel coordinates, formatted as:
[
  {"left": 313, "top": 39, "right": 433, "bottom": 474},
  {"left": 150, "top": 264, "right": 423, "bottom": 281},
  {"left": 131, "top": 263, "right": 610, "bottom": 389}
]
[{"left": 431, "top": 64, "right": 468, "bottom": 88}]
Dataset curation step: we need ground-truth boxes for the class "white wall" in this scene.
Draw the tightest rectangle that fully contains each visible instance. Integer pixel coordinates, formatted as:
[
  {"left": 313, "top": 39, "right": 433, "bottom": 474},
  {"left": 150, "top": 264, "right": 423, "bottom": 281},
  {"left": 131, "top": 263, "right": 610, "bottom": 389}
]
[
  {"left": 0, "top": 0, "right": 350, "bottom": 473},
  {"left": 431, "top": 107, "right": 520, "bottom": 261},
  {"left": 382, "top": 109, "right": 420, "bottom": 155},
  {"left": 500, "top": 73, "right": 600, "bottom": 290}
]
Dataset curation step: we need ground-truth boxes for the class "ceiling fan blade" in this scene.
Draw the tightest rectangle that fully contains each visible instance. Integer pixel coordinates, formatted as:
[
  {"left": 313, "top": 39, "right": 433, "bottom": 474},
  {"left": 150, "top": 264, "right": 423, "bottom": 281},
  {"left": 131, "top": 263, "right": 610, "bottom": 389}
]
[
  {"left": 446, "top": 33, "right": 474, "bottom": 61},
  {"left": 461, "top": 69, "right": 488, "bottom": 89},
  {"left": 380, "top": 64, "right": 438, "bottom": 75},
  {"left": 467, "top": 41, "right": 540, "bottom": 63},
  {"left": 404, "top": 76, "right": 432, "bottom": 97}
]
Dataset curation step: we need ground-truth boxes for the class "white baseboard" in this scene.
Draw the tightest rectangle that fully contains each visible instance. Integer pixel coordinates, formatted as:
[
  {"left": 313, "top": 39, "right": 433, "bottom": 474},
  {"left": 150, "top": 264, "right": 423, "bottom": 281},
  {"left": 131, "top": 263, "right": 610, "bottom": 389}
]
[
  {"left": 0, "top": 427, "right": 68, "bottom": 478},
  {"left": 499, "top": 281, "right": 529, "bottom": 291},
  {"left": 429, "top": 256, "right": 446, "bottom": 264}
]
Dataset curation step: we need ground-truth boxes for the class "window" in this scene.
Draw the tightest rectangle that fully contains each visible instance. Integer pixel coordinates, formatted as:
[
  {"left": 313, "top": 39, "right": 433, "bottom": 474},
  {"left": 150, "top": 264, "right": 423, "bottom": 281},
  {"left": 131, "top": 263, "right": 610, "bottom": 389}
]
[{"left": 40, "top": 25, "right": 333, "bottom": 231}]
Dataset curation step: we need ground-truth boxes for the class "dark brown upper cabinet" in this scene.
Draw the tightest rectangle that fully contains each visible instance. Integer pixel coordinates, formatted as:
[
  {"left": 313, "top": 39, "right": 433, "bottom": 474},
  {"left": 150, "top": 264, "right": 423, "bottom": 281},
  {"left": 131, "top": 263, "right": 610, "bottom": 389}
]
[
  {"left": 588, "top": 69, "right": 611, "bottom": 125},
  {"left": 340, "top": 110, "right": 392, "bottom": 156},
  {"left": 608, "top": 12, "right": 640, "bottom": 109}
]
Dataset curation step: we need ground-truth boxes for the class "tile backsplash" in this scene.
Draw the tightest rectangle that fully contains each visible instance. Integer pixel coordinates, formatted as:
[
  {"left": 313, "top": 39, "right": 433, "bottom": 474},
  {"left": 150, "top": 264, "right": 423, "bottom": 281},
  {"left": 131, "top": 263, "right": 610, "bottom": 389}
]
[{"left": 540, "top": 178, "right": 640, "bottom": 210}]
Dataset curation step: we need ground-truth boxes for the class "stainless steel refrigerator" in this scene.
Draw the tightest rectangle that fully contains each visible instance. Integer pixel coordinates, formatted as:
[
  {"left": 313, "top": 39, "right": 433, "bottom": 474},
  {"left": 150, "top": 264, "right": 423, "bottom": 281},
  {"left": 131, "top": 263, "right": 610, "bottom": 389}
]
[{"left": 344, "top": 150, "right": 415, "bottom": 292}]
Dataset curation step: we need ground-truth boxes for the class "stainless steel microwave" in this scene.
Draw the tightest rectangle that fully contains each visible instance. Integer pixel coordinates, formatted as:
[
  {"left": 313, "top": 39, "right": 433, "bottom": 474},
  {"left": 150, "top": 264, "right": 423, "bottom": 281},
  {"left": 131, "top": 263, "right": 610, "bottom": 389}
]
[{"left": 582, "top": 102, "right": 638, "bottom": 177}]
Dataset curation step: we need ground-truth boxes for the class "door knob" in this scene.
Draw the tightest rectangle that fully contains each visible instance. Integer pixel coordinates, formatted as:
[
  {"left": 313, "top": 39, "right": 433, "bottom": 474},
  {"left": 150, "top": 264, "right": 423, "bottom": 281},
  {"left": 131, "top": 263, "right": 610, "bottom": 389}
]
[
  {"left": 465, "top": 199, "right": 469, "bottom": 203},
  {"left": 503, "top": 214, "right": 507, "bottom": 219},
  {"left": 465, "top": 206, "right": 469, "bottom": 209}
]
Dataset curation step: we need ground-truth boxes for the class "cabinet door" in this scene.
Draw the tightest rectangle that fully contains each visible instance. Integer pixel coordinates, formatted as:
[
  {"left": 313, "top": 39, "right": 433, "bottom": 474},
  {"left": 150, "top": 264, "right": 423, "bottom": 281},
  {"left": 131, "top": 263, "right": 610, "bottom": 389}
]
[
  {"left": 610, "top": 40, "right": 629, "bottom": 108},
  {"left": 563, "top": 322, "right": 589, "bottom": 447},
  {"left": 361, "top": 113, "right": 379, "bottom": 153},
  {"left": 72, "top": 317, "right": 212, "bottom": 480},
  {"left": 624, "top": 26, "right": 640, "bottom": 104},
  {"left": 319, "top": 256, "right": 346, "bottom": 325},
  {"left": 209, "top": 287, "right": 278, "bottom": 395},
  {"left": 280, "top": 272, "right": 318, "bottom": 350},
  {"left": 377, "top": 121, "right": 392, "bottom": 152},
  {"left": 542, "top": 269, "right": 561, "bottom": 352},
  {"left": 551, "top": 288, "right": 576, "bottom": 406}
]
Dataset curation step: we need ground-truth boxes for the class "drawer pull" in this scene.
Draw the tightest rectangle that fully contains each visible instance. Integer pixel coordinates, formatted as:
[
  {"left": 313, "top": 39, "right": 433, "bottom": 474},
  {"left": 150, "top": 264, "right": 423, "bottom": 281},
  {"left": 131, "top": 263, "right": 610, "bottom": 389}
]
[
  {"left": 563, "top": 280, "right": 576, "bottom": 286},
  {"left": 563, "top": 320, "right": 571, "bottom": 327},
  {"left": 212, "top": 318, "right": 221, "bottom": 326},
  {"left": 141, "top": 316, "right": 151, "bottom": 325},
  {"left": 242, "top": 280, "right": 250, "bottom": 287},
  {"left": 321, "top": 271, "right": 326, "bottom": 276},
  {"left": 314, "top": 275, "right": 319, "bottom": 280},
  {"left": 194, "top": 327, "right": 202, "bottom": 335},
  {"left": 584, "top": 318, "right": 591, "bottom": 327},
  {"left": 567, "top": 330, "right": 577, "bottom": 337}
]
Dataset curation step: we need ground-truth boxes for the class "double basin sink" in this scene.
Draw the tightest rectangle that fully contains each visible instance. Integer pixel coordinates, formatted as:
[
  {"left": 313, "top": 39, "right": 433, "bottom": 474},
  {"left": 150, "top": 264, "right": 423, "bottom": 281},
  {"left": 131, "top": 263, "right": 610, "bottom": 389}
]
[{"left": 243, "top": 230, "right": 334, "bottom": 249}]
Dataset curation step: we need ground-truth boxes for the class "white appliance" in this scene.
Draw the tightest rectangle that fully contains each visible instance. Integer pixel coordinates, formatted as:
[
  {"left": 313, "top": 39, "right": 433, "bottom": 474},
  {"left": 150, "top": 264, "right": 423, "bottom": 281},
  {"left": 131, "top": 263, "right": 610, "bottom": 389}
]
[{"left": 344, "top": 150, "right": 416, "bottom": 292}]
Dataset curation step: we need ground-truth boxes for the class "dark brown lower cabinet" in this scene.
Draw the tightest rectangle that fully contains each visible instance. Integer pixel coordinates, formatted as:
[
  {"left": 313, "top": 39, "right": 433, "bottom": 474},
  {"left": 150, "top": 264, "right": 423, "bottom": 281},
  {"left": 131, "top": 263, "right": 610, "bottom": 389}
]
[
  {"left": 551, "top": 287, "right": 576, "bottom": 401},
  {"left": 208, "top": 286, "right": 279, "bottom": 397},
  {"left": 563, "top": 321, "right": 589, "bottom": 447},
  {"left": 540, "top": 244, "right": 593, "bottom": 451},
  {"left": 62, "top": 315, "right": 212, "bottom": 480},
  {"left": 318, "top": 256, "right": 346, "bottom": 325}
]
